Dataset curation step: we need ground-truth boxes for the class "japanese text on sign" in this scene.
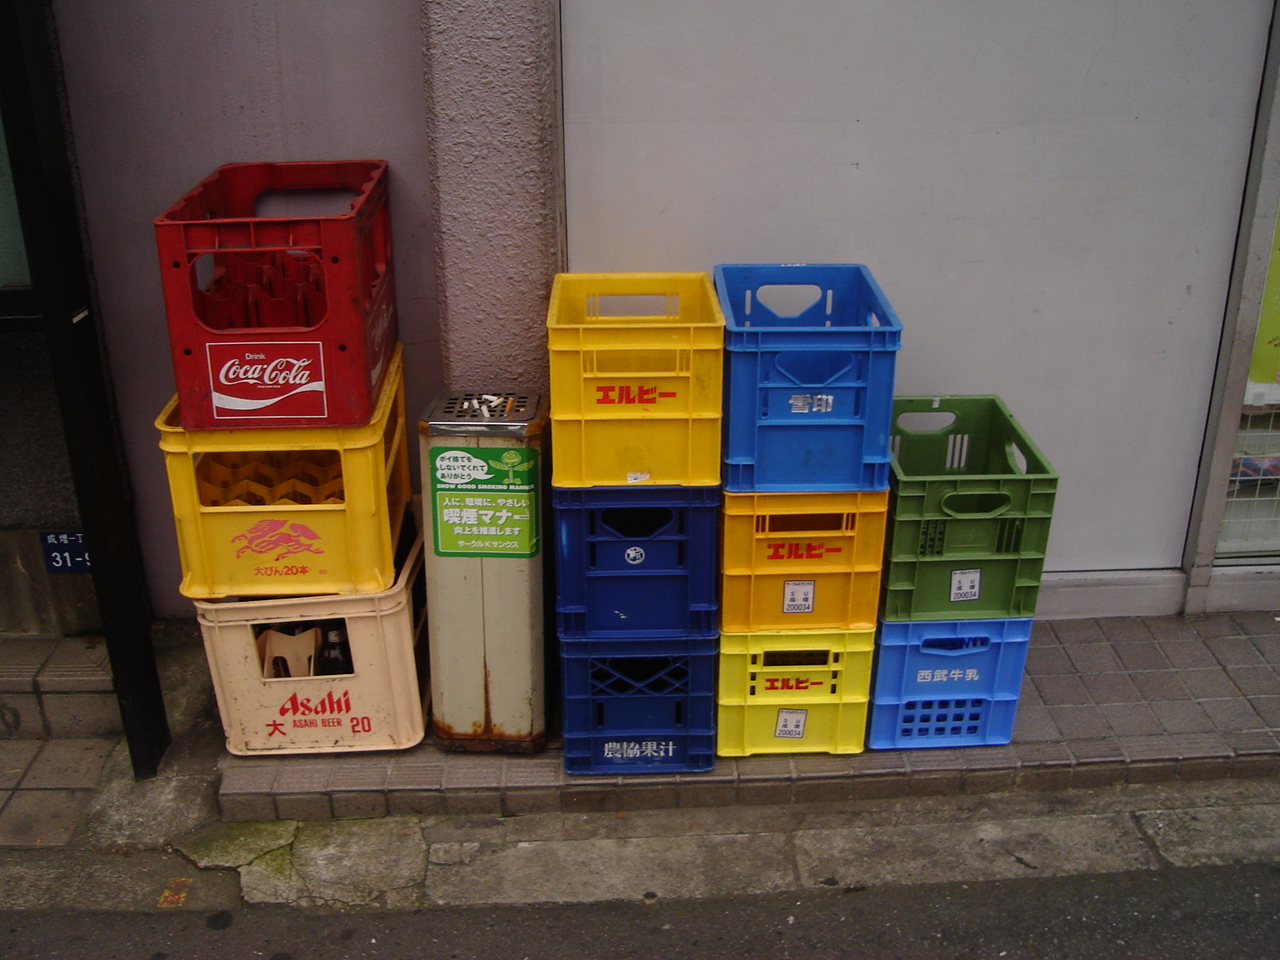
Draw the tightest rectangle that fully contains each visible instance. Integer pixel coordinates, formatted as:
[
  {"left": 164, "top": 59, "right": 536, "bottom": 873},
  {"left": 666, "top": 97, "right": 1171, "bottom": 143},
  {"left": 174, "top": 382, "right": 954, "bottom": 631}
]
[{"left": 430, "top": 446, "right": 539, "bottom": 558}]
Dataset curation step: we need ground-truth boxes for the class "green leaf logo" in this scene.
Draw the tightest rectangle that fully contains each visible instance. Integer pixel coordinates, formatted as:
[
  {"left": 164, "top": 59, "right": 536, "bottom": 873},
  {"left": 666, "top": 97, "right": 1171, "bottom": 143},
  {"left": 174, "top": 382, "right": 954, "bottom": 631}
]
[{"left": 485, "top": 450, "right": 535, "bottom": 483}]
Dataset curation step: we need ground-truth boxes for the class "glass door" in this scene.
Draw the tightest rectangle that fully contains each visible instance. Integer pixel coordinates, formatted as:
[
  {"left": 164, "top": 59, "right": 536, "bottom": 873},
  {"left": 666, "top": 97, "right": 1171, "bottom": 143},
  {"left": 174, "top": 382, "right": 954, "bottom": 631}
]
[{"left": 1217, "top": 211, "right": 1280, "bottom": 562}]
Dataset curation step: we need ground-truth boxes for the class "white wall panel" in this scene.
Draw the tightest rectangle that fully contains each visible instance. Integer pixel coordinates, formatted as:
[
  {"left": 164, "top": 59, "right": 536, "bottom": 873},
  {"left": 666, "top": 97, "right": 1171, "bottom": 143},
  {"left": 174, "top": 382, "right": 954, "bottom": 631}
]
[{"left": 562, "top": 0, "right": 1272, "bottom": 573}]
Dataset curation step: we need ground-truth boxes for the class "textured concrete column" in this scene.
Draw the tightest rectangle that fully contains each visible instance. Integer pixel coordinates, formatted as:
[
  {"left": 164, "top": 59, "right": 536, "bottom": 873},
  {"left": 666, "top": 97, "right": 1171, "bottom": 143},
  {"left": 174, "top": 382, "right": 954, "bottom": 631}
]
[{"left": 423, "top": 0, "right": 566, "bottom": 394}]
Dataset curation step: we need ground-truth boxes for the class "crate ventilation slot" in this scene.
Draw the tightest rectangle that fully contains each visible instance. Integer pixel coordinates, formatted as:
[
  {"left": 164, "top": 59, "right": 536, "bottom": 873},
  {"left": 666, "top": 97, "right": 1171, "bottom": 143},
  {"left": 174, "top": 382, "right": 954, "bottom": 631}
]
[{"left": 589, "top": 657, "right": 690, "bottom": 697}]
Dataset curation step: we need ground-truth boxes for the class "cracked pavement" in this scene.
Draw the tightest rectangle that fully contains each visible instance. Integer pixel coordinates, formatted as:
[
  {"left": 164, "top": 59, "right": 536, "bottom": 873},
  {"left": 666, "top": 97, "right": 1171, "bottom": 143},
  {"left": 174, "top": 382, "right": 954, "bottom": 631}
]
[{"left": 142, "top": 777, "right": 1280, "bottom": 910}]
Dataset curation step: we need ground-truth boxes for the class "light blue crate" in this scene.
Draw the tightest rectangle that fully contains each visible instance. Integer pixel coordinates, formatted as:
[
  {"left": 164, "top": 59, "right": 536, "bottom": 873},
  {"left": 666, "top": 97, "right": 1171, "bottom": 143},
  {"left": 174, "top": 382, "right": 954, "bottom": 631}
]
[
  {"left": 715, "top": 263, "right": 902, "bottom": 492},
  {"left": 872, "top": 617, "right": 1032, "bottom": 701}
]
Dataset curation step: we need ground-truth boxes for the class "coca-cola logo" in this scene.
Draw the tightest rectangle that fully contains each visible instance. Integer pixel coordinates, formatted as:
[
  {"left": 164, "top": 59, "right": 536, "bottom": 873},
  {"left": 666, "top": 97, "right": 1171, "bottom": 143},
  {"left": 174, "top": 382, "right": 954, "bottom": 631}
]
[
  {"left": 206, "top": 341, "right": 327, "bottom": 418},
  {"left": 219, "top": 355, "right": 315, "bottom": 387}
]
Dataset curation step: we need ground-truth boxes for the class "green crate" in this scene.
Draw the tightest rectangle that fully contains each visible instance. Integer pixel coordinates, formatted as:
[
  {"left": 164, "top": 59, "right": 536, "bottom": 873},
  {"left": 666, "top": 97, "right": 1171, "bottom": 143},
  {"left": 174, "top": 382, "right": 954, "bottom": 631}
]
[{"left": 883, "top": 396, "right": 1057, "bottom": 621}]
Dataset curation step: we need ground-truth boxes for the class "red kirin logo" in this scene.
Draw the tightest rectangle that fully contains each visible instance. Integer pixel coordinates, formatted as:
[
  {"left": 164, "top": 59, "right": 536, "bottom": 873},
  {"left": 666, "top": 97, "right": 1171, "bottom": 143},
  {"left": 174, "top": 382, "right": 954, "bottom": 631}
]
[{"left": 232, "top": 519, "right": 325, "bottom": 560}]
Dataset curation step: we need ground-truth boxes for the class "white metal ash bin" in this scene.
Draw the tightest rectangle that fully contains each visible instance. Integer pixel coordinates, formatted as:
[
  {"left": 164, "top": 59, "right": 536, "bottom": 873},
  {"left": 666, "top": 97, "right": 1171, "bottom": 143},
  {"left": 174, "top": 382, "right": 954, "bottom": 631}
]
[{"left": 418, "top": 392, "right": 548, "bottom": 752}]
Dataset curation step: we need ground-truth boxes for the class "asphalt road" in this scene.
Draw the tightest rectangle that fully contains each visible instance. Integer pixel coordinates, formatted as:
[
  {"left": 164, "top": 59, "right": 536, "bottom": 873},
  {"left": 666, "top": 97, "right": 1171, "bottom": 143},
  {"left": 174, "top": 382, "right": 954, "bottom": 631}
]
[{"left": 2, "top": 861, "right": 1278, "bottom": 960}]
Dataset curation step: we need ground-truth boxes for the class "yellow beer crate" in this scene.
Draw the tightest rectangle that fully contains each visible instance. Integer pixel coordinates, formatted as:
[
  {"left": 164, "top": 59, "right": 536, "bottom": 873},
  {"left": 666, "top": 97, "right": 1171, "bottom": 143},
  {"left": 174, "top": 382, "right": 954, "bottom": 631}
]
[
  {"left": 716, "top": 628, "right": 873, "bottom": 755},
  {"left": 157, "top": 345, "right": 410, "bottom": 598},
  {"left": 547, "top": 272, "right": 724, "bottom": 486},
  {"left": 720, "top": 490, "right": 888, "bottom": 632}
]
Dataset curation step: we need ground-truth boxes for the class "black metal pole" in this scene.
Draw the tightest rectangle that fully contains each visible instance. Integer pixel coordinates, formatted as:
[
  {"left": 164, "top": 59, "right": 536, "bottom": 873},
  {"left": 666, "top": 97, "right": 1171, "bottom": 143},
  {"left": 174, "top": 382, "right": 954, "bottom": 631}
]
[{"left": 0, "top": 0, "right": 170, "bottom": 778}]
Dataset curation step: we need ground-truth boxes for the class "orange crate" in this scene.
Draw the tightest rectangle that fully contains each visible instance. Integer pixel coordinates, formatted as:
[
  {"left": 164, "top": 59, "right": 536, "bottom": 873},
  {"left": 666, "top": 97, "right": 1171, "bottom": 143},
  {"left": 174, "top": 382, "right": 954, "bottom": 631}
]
[{"left": 721, "top": 490, "right": 887, "bottom": 632}]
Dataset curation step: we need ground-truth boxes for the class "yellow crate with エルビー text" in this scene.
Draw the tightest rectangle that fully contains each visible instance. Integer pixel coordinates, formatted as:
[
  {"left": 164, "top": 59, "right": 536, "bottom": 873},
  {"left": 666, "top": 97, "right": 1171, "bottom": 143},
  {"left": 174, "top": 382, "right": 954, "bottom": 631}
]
[{"left": 547, "top": 272, "right": 723, "bottom": 486}]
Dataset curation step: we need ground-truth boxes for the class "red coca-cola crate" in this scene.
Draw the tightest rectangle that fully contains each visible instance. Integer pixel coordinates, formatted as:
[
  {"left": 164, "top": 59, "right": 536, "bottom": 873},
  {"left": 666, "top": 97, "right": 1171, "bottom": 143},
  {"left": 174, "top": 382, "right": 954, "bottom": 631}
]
[{"left": 154, "top": 160, "right": 398, "bottom": 430}]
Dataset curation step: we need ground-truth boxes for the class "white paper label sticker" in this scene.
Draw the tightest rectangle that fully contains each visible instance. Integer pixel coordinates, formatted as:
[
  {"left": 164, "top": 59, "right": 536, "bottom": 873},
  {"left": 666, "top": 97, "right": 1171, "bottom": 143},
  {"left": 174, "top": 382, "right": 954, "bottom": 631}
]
[
  {"left": 775, "top": 708, "right": 808, "bottom": 739},
  {"left": 782, "top": 580, "right": 815, "bottom": 614},
  {"left": 625, "top": 471, "right": 651, "bottom": 483},
  {"left": 950, "top": 568, "right": 981, "bottom": 602}
]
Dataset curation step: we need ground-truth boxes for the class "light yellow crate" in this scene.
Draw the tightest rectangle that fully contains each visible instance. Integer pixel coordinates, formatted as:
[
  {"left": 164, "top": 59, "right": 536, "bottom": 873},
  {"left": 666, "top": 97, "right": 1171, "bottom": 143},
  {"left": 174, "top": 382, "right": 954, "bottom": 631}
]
[
  {"left": 547, "top": 272, "right": 723, "bottom": 486},
  {"left": 717, "top": 628, "right": 875, "bottom": 702},
  {"left": 720, "top": 490, "right": 888, "bottom": 632},
  {"left": 157, "top": 345, "right": 410, "bottom": 598},
  {"left": 193, "top": 531, "right": 426, "bottom": 755},
  {"left": 717, "top": 628, "right": 872, "bottom": 756}
]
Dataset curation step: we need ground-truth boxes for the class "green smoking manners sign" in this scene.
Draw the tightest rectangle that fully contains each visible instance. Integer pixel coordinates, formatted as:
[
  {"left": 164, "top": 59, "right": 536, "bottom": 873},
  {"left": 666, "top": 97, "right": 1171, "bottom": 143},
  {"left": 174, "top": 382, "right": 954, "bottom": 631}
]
[{"left": 429, "top": 446, "right": 539, "bottom": 558}]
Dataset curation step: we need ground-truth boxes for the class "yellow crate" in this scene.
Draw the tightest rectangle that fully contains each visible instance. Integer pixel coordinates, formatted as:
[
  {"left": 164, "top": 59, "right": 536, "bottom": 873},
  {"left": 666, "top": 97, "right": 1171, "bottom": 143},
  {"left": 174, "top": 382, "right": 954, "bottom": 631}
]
[
  {"left": 720, "top": 490, "right": 888, "bottom": 632},
  {"left": 717, "top": 699, "right": 869, "bottom": 756},
  {"left": 547, "top": 272, "right": 724, "bottom": 486},
  {"left": 157, "top": 345, "right": 411, "bottom": 598},
  {"left": 717, "top": 628, "right": 875, "bottom": 704},
  {"left": 194, "top": 532, "right": 427, "bottom": 755}
]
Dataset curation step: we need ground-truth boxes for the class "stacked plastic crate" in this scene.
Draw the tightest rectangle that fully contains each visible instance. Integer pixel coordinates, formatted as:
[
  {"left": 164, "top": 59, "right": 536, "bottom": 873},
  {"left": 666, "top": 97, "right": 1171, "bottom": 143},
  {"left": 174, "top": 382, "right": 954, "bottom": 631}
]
[
  {"left": 151, "top": 161, "right": 425, "bottom": 755},
  {"left": 867, "top": 396, "right": 1058, "bottom": 749},
  {"left": 546, "top": 273, "right": 725, "bottom": 774},
  {"left": 713, "top": 264, "right": 903, "bottom": 756}
]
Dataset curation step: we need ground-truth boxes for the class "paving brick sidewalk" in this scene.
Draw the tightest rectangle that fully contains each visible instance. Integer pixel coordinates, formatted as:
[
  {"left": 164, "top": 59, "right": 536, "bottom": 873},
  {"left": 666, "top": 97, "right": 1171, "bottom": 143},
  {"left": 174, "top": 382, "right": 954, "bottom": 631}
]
[{"left": 216, "top": 611, "right": 1280, "bottom": 821}]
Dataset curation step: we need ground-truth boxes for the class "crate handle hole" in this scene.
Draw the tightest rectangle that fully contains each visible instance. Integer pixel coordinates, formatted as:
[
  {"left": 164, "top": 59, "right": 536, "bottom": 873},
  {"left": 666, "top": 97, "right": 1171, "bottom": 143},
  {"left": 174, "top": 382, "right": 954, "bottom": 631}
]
[
  {"left": 762, "top": 649, "right": 828, "bottom": 667},
  {"left": 765, "top": 512, "right": 844, "bottom": 534},
  {"left": 921, "top": 635, "right": 991, "bottom": 655},
  {"left": 254, "top": 187, "right": 361, "bottom": 219},
  {"left": 940, "top": 491, "right": 1012, "bottom": 519},
  {"left": 591, "top": 293, "right": 677, "bottom": 319},
  {"left": 753, "top": 284, "right": 823, "bottom": 319},
  {"left": 598, "top": 506, "right": 674, "bottom": 539},
  {"left": 773, "top": 350, "right": 855, "bottom": 387},
  {"left": 590, "top": 348, "right": 682, "bottom": 376},
  {"left": 896, "top": 410, "right": 958, "bottom": 434}
]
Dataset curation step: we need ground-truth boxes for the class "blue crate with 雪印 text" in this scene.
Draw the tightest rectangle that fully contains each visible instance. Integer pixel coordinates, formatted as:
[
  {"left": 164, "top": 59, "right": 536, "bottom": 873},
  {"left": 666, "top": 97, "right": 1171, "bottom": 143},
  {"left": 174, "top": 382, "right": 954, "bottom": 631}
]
[
  {"left": 715, "top": 264, "right": 902, "bottom": 492},
  {"left": 866, "top": 694, "right": 1020, "bottom": 749},
  {"left": 561, "top": 640, "right": 716, "bottom": 774},
  {"left": 553, "top": 485, "right": 721, "bottom": 638},
  {"left": 872, "top": 617, "right": 1031, "bottom": 702}
]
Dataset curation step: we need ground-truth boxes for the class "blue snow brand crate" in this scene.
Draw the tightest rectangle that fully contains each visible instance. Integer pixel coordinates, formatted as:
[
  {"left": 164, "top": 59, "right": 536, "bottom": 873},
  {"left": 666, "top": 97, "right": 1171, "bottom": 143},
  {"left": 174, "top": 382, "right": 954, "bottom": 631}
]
[
  {"left": 561, "top": 640, "right": 717, "bottom": 774},
  {"left": 715, "top": 264, "right": 902, "bottom": 492},
  {"left": 872, "top": 617, "right": 1032, "bottom": 702},
  {"left": 866, "top": 695, "right": 1019, "bottom": 749},
  {"left": 553, "top": 485, "right": 721, "bottom": 638}
]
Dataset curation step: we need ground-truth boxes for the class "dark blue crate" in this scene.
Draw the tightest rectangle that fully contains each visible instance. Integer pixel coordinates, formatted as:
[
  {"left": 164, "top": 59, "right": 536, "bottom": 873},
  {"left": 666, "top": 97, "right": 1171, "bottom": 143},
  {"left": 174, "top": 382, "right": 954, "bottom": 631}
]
[
  {"left": 872, "top": 618, "right": 1032, "bottom": 702},
  {"left": 561, "top": 645, "right": 717, "bottom": 732},
  {"left": 553, "top": 485, "right": 721, "bottom": 638},
  {"left": 866, "top": 695, "right": 1019, "bottom": 749},
  {"left": 715, "top": 264, "right": 902, "bottom": 492},
  {"left": 561, "top": 645, "right": 717, "bottom": 774}
]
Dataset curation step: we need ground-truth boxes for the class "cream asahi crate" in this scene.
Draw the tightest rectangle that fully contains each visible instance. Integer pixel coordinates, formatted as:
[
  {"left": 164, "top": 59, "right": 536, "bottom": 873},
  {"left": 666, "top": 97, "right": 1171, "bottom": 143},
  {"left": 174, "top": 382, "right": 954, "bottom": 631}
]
[{"left": 193, "top": 527, "right": 427, "bottom": 755}]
